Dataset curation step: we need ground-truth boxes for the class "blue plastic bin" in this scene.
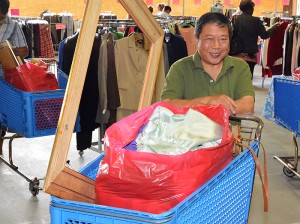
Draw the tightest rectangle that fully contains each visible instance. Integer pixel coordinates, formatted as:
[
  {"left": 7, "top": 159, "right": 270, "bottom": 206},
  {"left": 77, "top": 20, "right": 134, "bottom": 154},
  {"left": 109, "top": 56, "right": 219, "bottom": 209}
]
[
  {"left": 50, "top": 141, "right": 259, "bottom": 224},
  {"left": 0, "top": 69, "right": 80, "bottom": 138},
  {"left": 274, "top": 77, "right": 300, "bottom": 137}
]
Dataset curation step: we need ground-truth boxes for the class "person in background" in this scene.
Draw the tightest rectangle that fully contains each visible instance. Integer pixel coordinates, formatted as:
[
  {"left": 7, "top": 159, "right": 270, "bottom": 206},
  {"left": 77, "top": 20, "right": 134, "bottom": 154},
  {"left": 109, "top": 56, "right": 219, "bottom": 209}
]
[
  {"left": 157, "top": 5, "right": 171, "bottom": 17},
  {"left": 230, "top": 0, "right": 279, "bottom": 79},
  {"left": 0, "top": 0, "right": 28, "bottom": 141},
  {"left": 0, "top": 0, "right": 28, "bottom": 59},
  {"left": 148, "top": 5, "right": 154, "bottom": 14},
  {"left": 161, "top": 12, "right": 254, "bottom": 115},
  {"left": 156, "top": 3, "right": 165, "bottom": 15},
  {"left": 163, "top": 6, "right": 172, "bottom": 15}
]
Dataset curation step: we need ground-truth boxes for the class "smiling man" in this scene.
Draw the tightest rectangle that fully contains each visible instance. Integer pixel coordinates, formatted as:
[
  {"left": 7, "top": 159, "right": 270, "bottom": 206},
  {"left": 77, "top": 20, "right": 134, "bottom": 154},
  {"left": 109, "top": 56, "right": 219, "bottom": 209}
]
[{"left": 160, "top": 12, "right": 254, "bottom": 115}]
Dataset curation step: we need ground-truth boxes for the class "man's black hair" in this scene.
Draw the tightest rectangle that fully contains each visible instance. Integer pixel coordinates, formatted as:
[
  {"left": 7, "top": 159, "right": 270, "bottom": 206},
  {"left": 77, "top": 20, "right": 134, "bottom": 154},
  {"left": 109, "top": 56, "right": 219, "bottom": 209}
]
[
  {"left": 0, "top": 0, "right": 10, "bottom": 16},
  {"left": 195, "top": 12, "right": 233, "bottom": 39},
  {"left": 164, "top": 6, "right": 172, "bottom": 12},
  {"left": 239, "top": 1, "right": 255, "bottom": 13}
]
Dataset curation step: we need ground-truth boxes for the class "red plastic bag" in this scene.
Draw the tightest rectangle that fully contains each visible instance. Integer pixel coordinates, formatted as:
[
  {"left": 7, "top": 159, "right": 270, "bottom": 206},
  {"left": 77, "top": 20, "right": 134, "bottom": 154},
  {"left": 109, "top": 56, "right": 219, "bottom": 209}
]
[
  {"left": 95, "top": 102, "right": 234, "bottom": 214},
  {"left": 4, "top": 62, "right": 58, "bottom": 92}
]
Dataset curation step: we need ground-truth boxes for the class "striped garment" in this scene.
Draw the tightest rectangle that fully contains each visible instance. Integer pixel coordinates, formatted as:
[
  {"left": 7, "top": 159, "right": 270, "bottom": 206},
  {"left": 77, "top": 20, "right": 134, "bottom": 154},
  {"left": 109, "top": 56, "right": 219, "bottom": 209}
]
[
  {"left": 0, "top": 16, "right": 27, "bottom": 48},
  {"left": 0, "top": 16, "right": 28, "bottom": 77}
]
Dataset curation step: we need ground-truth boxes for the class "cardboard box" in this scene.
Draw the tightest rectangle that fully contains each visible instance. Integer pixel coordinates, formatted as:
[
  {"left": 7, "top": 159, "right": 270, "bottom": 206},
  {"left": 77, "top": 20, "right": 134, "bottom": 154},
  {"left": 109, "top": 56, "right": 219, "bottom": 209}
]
[{"left": 0, "top": 40, "right": 24, "bottom": 70}]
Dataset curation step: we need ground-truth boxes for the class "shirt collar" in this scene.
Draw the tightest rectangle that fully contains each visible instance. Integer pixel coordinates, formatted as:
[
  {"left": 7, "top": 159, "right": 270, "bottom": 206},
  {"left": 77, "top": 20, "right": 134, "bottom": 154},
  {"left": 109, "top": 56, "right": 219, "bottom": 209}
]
[
  {"left": 128, "top": 34, "right": 150, "bottom": 51},
  {"left": 4, "top": 16, "right": 12, "bottom": 24}
]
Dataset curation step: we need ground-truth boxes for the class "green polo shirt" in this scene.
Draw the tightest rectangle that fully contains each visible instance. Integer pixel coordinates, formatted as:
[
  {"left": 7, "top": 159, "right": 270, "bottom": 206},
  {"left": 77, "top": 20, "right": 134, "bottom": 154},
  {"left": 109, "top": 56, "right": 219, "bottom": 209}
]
[{"left": 160, "top": 51, "right": 255, "bottom": 101}]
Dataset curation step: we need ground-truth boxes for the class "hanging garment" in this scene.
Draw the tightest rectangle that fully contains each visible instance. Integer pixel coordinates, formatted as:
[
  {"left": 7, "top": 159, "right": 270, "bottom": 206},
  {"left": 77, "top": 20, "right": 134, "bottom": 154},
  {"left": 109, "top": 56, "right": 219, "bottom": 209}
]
[
  {"left": 58, "top": 12, "right": 74, "bottom": 40},
  {"left": 291, "top": 26, "right": 299, "bottom": 72},
  {"left": 266, "top": 21, "right": 289, "bottom": 71},
  {"left": 95, "top": 32, "right": 120, "bottom": 126},
  {"left": 284, "top": 23, "right": 295, "bottom": 76},
  {"left": 61, "top": 32, "right": 100, "bottom": 151},
  {"left": 179, "top": 25, "right": 197, "bottom": 56},
  {"left": 164, "top": 33, "right": 188, "bottom": 68},
  {"left": 114, "top": 33, "right": 165, "bottom": 121},
  {"left": 42, "top": 14, "right": 60, "bottom": 48}
]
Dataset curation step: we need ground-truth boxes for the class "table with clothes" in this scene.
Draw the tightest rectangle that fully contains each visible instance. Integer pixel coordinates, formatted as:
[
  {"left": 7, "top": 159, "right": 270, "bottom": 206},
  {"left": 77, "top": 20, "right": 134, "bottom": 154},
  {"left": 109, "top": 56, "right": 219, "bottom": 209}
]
[
  {"left": 263, "top": 75, "right": 300, "bottom": 178},
  {"left": 263, "top": 75, "right": 300, "bottom": 136}
]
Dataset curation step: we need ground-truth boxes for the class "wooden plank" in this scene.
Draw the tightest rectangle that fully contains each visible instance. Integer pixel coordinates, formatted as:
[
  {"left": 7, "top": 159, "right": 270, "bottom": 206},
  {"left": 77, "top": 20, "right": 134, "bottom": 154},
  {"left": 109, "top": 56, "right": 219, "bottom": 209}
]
[
  {"left": 138, "top": 36, "right": 164, "bottom": 110},
  {"left": 0, "top": 40, "right": 21, "bottom": 69},
  {"left": 43, "top": 0, "right": 103, "bottom": 196},
  {"left": 44, "top": 0, "right": 164, "bottom": 203},
  {"left": 120, "top": 1, "right": 164, "bottom": 43},
  {"left": 46, "top": 167, "right": 95, "bottom": 203}
]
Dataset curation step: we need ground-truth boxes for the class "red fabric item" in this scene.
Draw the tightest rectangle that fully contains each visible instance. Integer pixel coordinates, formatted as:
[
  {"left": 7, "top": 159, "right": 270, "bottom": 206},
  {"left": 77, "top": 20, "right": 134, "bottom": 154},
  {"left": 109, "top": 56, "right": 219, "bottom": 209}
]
[
  {"left": 4, "top": 62, "right": 58, "bottom": 92},
  {"left": 38, "top": 24, "right": 55, "bottom": 58},
  {"left": 95, "top": 102, "right": 234, "bottom": 214},
  {"left": 266, "top": 21, "right": 289, "bottom": 67},
  {"left": 194, "top": 0, "right": 201, "bottom": 4},
  {"left": 262, "top": 67, "right": 272, "bottom": 78}
]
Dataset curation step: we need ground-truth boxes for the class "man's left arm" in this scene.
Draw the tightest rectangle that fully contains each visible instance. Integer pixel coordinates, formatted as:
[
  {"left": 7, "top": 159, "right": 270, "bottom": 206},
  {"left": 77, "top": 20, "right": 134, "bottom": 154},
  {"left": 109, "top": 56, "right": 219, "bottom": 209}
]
[{"left": 234, "top": 95, "right": 254, "bottom": 115}]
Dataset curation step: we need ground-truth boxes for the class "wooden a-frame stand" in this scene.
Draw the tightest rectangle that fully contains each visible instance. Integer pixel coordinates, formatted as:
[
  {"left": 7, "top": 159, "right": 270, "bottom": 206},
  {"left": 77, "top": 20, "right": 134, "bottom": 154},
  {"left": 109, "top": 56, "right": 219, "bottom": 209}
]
[{"left": 43, "top": 0, "right": 164, "bottom": 203}]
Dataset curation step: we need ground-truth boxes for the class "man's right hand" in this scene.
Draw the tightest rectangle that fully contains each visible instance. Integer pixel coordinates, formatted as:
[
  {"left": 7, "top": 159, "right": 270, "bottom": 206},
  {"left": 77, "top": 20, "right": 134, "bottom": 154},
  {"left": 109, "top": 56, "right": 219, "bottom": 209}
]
[{"left": 203, "top": 95, "right": 237, "bottom": 115}]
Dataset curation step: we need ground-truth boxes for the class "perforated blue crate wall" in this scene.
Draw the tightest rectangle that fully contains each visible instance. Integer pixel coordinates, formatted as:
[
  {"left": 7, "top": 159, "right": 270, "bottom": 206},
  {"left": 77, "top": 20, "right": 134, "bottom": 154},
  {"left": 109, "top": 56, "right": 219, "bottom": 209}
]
[
  {"left": 274, "top": 78, "right": 300, "bottom": 137},
  {"left": 0, "top": 76, "right": 79, "bottom": 138},
  {"left": 50, "top": 142, "right": 259, "bottom": 224},
  {"left": 175, "top": 143, "right": 257, "bottom": 224},
  {"left": 34, "top": 98, "right": 63, "bottom": 130},
  {"left": 0, "top": 77, "right": 26, "bottom": 135}
]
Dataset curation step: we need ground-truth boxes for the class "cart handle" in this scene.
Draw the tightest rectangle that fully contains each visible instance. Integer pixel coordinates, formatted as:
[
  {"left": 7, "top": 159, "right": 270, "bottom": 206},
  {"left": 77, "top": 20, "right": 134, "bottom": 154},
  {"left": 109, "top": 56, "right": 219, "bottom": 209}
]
[{"left": 229, "top": 114, "right": 264, "bottom": 141}]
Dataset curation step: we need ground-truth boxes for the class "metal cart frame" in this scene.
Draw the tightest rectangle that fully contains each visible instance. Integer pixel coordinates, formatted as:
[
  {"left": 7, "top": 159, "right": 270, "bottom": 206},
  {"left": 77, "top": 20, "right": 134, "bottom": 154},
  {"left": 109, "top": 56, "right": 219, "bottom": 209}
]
[
  {"left": 0, "top": 59, "right": 64, "bottom": 195},
  {"left": 273, "top": 133, "right": 300, "bottom": 178},
  {"left": 0, "top": 130, "right": 42, "bottom": 195}
]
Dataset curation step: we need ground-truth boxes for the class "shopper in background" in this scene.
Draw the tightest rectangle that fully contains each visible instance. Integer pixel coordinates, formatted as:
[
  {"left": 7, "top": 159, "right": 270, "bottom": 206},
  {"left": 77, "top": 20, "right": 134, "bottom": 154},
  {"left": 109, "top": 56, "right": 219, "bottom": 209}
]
[
  {"left": 0, "top": 0, "right": 28, "bottom": 140},
  {"left": 148, "top": 5, "right": 154, "bottom": 14},
  {"left": 156, "top": 3, "right": 165, "bottom": 15},
  {"left": 163, "top": 6, "right": 172, "bottom": 15},
  {"left": 157, "top": 5, "right": 172, "bottom": 17},
  {"left": 161, "top": 12, "right": 254, "bottom": 115},
  {"left": 230, "top": 0, "right": 279, "bottom": 79},
  {"left": 0, "top": 0, "right": 28, "bottom": 59}
]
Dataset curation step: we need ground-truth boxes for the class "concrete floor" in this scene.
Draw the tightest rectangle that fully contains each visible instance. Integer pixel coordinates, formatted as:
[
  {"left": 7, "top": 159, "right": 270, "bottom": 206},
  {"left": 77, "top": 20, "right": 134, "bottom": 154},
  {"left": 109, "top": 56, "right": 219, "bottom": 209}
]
[{"left": 0, "top": 66, "right": 300, "bottom": 224}]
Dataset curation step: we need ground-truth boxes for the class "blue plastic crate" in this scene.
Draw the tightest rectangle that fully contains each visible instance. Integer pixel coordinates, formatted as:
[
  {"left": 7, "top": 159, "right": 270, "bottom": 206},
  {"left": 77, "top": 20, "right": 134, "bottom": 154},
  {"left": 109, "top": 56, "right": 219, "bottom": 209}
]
[
  {"left": 0, "top": 72, "right": 80, "bottom": 138},
  {"left": 50, "top": 141, "right": 259, "bottom": 224},
  {"left": 274, "top": 77, "right": 300, "bottom": 137}
]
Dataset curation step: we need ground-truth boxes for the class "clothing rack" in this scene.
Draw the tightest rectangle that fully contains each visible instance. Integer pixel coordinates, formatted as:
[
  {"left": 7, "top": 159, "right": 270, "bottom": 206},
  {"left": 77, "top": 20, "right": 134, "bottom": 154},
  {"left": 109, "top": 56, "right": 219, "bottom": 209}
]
[
  {"left": 10, "top": 16, "right": 46, "bottom": 25},
  {"left": 272, "top": 15, "right": 300, "bottom": 24},
  {"left": 98, "top": 19, "right": 136, "bottom": 27},
  {"left": 171, "top": 16, "right": 197, "bottom": 22},
  {"left": 261, "top": 11, "right": 289, "bottom": 17},
  {"left": 11, "top": 16, "right": 41, "bottom": 20}
]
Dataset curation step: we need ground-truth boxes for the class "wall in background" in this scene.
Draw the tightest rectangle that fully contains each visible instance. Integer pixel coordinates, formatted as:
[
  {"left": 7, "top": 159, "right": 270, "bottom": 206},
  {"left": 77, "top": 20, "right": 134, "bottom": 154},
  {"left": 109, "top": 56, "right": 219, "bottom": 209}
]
[{"left": 9, "top": 0, "right": 294, "bottom": 21}]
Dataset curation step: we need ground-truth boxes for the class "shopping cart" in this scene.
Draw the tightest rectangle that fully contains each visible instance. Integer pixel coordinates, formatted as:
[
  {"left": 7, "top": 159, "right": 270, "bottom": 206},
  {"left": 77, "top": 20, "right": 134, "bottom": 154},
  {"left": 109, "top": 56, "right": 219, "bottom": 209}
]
[
  {"left": 270, "top": 77, "right": 300, "bottom": 178},
  {"left": 50, "top": 114, "right": 264, "bottom": 224},
  {"left": 0, "top": 59, "right": 79, "bottom": 195}
]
